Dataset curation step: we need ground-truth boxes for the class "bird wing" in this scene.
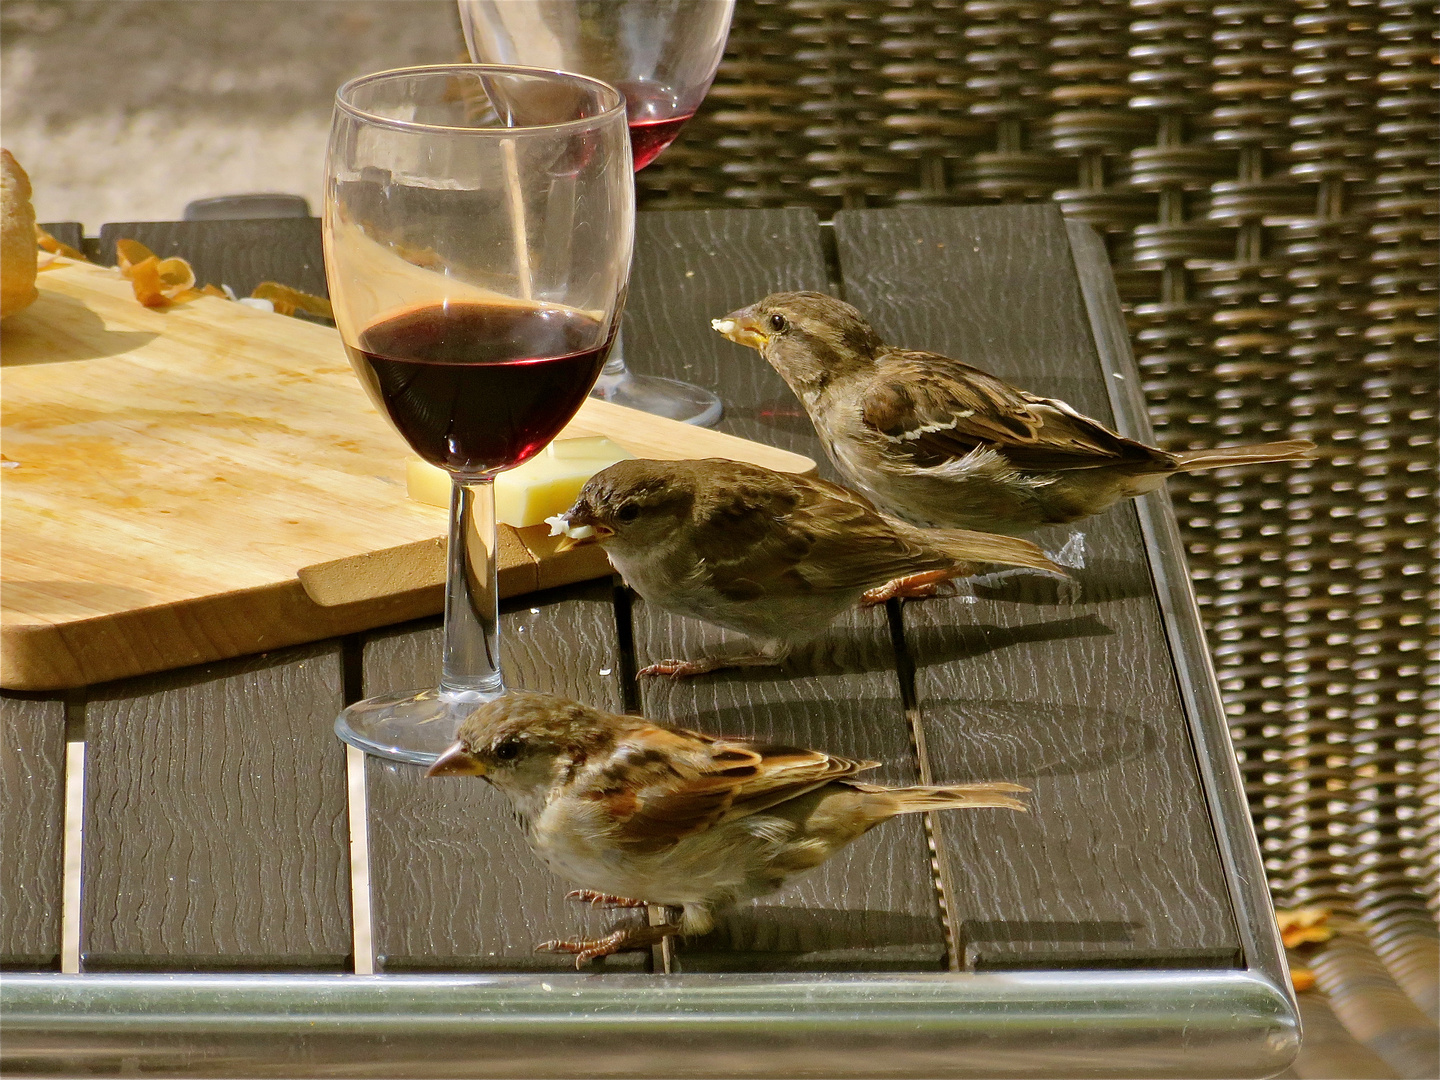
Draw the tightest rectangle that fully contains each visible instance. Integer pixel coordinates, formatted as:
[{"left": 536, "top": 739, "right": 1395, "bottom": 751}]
[
  {"left": 685, "top": 461, "right": 956, "bottom": 596},
  {"left": 588, "top": 723, "right": 878, "bottom": 854},
  {"left": 859, "top": 349, "right": 1170, "bottom": 473}
]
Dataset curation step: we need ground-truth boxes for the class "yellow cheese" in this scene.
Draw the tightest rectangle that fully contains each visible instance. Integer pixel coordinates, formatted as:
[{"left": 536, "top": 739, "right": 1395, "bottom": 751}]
[
  {"left": 405, "top": 437, "right": 634, "bottom": 527},
  {"left": 404, "top": 457, "right": 453, "bottom": 510}
]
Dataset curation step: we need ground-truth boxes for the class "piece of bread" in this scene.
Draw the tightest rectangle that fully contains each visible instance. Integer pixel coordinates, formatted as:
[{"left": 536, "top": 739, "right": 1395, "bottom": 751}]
[{"left": 2, "top": 148, "right": 39, "bottom": 319}]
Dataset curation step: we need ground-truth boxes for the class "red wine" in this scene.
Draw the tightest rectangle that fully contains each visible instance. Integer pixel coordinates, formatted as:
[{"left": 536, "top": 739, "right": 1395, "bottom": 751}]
[
  {"left": 348, "top": 302, "right": 611, "bottom": 475},
  {"left": 628, "top": 113, "right": 693, "bottom": 170},
  {"left": 617, "top": 81, "right": 696, "bottom": 170}
]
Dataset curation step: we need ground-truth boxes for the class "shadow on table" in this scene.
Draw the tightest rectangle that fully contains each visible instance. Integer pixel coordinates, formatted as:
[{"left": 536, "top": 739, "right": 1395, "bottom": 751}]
[
  {"left": 1, "top": 289, "right": 157, "bottom": 366},
  {"left": 916, "top": 696, "right": 1156, "bottom": 779},
  {"left": 680, "top": 906, "right": 949, "bottom": 973}
]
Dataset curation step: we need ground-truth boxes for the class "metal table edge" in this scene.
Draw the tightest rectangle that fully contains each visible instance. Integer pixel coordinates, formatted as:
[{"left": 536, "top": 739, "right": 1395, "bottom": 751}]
[
  {"left": 1066, "top": 221, "right": 1300, "bottom": 1019},
  {"left": 1, "top": 969, "right": 1297, "bottom": 1078}
]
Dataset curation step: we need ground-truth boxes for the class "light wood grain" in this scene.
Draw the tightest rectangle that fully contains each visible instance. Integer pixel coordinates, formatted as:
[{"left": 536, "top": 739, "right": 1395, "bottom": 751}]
[
  {"left": 362, "top": 582, "right": 646, "bottom": 972},
  {"left": 0, "top": 258, "right": 813, "bottom": 691},
  {"left": 832, "top": 205, "right": 1241, "bottom": 968},
  {"left": 80, "top": 643, "right": 351, "bottom": 970},
  {"left": 0, "top": 694, "right": 67, "bottom": 969}
]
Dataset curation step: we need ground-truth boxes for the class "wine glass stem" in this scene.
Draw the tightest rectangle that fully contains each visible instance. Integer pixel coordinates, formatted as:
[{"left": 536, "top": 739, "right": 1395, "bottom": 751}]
[{"left": 440, "top": 476, "right": 503, "bottom": 700}]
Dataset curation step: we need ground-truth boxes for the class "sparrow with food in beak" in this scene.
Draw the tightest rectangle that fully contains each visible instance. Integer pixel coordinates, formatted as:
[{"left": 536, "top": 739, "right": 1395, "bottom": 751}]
[
  {"left": 548, "top": 457, "right": 1062, "bottom": 677},
  {"left": 426, "top": 689, "right": 1027, "bottom": 966},
  {"left": 713, "top": 292, "right": 1317, "bottom": 534}
]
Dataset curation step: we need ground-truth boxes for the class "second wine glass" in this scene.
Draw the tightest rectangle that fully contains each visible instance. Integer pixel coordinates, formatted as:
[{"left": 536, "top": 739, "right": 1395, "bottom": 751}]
[
  {"left": 324, "top": 65, "right": 634, "bottom": 763},
  {"left": 460, "top": 0, "right": 735, "bottom": 427}
]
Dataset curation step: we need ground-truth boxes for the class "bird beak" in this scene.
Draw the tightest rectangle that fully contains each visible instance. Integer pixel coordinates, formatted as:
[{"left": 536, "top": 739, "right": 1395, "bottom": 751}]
[
  {"left": 550, "top": 505, "right": 614, "bottom": 552},
  {"left": 554, "top": 524, "right": 613, "bottom": 553},
  {"left": 711, "top": 305, "right": 768, "bottom": 351},
  {"left": 426, "top": 741, "right": 486, "bottom": 777}
]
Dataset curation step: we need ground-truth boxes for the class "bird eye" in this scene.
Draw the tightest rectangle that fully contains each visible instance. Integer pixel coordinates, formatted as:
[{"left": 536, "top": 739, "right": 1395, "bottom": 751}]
[
  {"left": 768, "top": 313, "right": 787, "bottom": 333},
  {"left": 493, "top": 736, "right": 523, "bottom": 761},
  {"left": 617, "top": 504, "right": 640, "bottom": 523}
]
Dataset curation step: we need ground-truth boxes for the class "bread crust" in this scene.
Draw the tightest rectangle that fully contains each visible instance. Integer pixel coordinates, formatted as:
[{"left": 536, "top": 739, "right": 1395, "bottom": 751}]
[{"left": 2, "top": 148, "right": 39, "bottom": 320}]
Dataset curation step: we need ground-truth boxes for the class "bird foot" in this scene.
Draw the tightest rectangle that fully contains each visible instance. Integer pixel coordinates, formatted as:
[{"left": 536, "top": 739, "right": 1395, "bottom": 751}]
[
  {"left": 861, "top": 570, "right": 957, "bottom": 605},
  {"left": 637, "top": 653, "right": 781, "bottom": 678},
  {"left": 565, "top": 889, "right": 648, "bottom": 909},
  {"left": 535, "top": 923, "right": 681, "bottom": 968}
]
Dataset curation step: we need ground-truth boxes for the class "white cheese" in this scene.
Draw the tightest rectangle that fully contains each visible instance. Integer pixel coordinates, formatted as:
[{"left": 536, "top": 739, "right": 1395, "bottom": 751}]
[
  {"left": 546, "top": 517, "right": 594, "bottom": 540},
  {"left": 405, "top": 437, "right": 634, "bottom": 528}
]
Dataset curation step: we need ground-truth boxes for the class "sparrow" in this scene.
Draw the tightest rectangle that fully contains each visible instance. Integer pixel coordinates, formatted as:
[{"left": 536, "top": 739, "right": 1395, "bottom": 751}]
[
  {"left": 712, "top": 291, "right": 1318, "bottom": 534},
  {"left": 549, "top": 457, "right": 1062, "bottom": 677},
  {"left": 426, "top": 689, "right": 1028, "bottom": 966}
]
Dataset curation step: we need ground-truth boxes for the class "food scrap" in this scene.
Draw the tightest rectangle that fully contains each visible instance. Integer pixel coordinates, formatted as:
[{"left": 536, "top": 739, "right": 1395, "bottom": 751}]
[
  {"left": 1275, "top": 905, "right": 1343, "bottom": 994},
  {"left": 115, "top": 238, "right": 203, "bottom": 308},
  {"left": 546, "top": 514, "right": 594, "bottom": 540},
  {"left": 1276, "top": 905, "right": 1338, "bottom": 949},
  {"left": 36, "top": 225, "right": 86, "bottom": 262},
  {"left": 110, "top": 240, "right": 327, "bottom": 318},
  {"left": 250, "top": 281, "right": 333, "bottom": 320}
]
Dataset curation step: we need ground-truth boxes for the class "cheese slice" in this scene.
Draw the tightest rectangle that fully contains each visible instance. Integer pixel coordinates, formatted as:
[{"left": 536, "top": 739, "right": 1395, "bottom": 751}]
[{"left": 405, "top": 437, "right": 634, "bottom": 527}]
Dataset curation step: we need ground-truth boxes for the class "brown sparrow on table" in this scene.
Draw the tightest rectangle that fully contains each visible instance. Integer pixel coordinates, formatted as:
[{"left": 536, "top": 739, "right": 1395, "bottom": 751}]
[
  {"left": 713, "top": 292, "right": 1317, "bottom": 535},
  {"left": 427, "top": 689, "right": 1027, "bottom": 967},
  {"left": 548, "top": 457, "right": 1061, "bottom": 677}
]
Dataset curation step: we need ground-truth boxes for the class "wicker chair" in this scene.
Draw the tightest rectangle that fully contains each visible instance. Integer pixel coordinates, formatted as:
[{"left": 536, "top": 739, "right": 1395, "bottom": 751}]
[{"left": 638, "top": 1, "right": 1438, "bottom": 1072}]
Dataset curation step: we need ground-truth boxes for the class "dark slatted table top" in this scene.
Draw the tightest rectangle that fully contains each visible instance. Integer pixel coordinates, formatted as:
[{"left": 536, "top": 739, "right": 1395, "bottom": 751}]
[{"left": 2, "top": 206, "right": 1240, "bottom": 979}]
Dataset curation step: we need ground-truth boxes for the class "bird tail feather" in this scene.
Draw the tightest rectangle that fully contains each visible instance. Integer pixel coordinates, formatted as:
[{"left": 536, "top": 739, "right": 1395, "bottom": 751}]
[
  {"left": 1173, "top": 439, "right": 1317, "bottom": 471},
  {"left": 852, "top": 781, "right": 1030, "bottom": 814},
  {"left": 928, "top": 529, "right": 1063, "bottom": 576}
]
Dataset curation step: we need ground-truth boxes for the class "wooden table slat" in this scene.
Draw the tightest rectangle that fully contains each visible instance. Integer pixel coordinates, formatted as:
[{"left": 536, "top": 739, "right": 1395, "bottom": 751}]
[
  {"left": 0, "top": 695, "right": 67, "bottom": 970},
  {"left": 624, "top": 208, "right": 947, "bottom": 971},
  {"left": 831, "top": 205, "right": 1241, "bottom": 969},
  {"left": 362, "top": 580, "right": 646, "bottom": 972},
  {"left": 632, "top": 604, "right": 949, "bottom": 972},
  {"left": 80, "top": 644, "right": 351, "bottom": 970}
]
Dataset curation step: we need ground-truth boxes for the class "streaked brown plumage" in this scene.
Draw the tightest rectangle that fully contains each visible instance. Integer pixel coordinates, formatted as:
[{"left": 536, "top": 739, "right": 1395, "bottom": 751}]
[
  {"left": 427, "top": 690, "right": 1027, "bottom": 965},
  {"left": 713, "top": 291, "right": 1317, "bottom": 534},
  {"left": 553, "top": 457, "right": 1061, "bottom": 676}
]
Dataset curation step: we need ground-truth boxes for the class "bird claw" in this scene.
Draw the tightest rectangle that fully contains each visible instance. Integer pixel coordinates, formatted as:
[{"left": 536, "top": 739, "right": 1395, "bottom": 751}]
[
  {"left": 535, "top": 934, "right": 627, "bottom": 967},
  {"left": 637, "top": 657, "right": 723, "bottom": 678},
  {"left": 638, "top": 652, "right": 786, "bottom": 678},
  {"left": 861, "top": 571, "right": 957, "bottom": 605},
  {"left": 565, "top": 889, "right": 647, "bottom": 909},
  {"left": 535, "top": 923, "right": 681, "bottom": 969}
]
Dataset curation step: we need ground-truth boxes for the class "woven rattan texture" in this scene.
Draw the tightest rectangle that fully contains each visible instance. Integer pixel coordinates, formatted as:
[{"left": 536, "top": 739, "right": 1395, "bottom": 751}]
[{"left": 639, "top": 0, "right": 1439, "bottom": 1009}]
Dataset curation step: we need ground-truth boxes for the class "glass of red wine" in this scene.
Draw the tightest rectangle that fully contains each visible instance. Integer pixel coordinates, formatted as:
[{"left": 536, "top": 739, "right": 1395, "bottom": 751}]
[
  {"left": 324, "top": 65, "right": 634, "bottom": 763},
  {"left": 459, "top": 0, "right": 735, "bottom": 427}
]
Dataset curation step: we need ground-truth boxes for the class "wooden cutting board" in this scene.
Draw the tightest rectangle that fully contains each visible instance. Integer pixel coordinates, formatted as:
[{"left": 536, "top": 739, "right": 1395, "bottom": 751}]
[{"left": 0, "top": 259, "right": 814, "bottom": 691}]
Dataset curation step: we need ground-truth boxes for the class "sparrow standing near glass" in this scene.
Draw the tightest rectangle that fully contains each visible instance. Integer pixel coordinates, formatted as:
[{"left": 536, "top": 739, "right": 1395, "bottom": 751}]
[
  {"left": 550, "top": 458, "right": 1062, "bottom": 677},
  {"left": 713, "top": 292, "right": 1318, "bottom": 535},
  {"left": 427, "top": 690, "right": 1028, "bottom": 966}
]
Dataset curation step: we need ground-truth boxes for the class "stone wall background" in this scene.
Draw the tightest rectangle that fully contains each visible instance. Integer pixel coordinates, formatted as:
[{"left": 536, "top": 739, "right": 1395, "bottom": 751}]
[{"left": 2, "top": 0, "right": 465, "bottom": 225}]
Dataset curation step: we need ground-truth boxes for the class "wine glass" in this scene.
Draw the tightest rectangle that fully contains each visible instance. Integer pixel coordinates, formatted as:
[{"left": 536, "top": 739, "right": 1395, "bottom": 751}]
[
  {"left": 324, "top": 65, "right": 634, "bottom": 764},
  {"left": 459, "top": 0, "right": 735, "bottom": 427}
]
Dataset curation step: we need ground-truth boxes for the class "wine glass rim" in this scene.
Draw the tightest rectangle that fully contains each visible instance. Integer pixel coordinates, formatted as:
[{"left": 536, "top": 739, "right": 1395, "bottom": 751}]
[{"left": 335, "top": 63, "right": 627, "bottom": 135}]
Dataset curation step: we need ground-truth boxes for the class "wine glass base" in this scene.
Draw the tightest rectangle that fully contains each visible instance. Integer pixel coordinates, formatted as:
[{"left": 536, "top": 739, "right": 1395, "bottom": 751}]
[
  {"left": 335, "top": 687, "right": 502, "bottom": 765},
  {"left": 591, "top": 370, "right": 722, "bottom": 427}
]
